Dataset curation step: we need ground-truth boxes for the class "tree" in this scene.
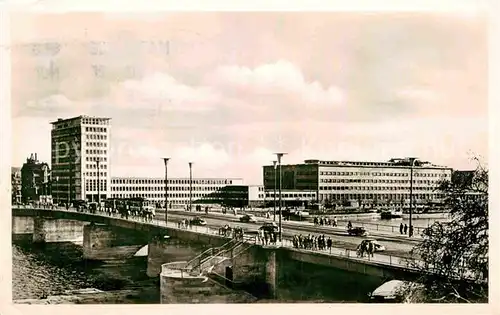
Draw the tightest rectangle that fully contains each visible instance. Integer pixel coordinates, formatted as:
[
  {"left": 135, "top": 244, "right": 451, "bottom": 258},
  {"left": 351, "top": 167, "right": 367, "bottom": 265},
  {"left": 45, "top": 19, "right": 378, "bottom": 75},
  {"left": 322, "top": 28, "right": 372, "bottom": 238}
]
[{"left": 404, "top": 158, "right": 488, "bottom": 303}]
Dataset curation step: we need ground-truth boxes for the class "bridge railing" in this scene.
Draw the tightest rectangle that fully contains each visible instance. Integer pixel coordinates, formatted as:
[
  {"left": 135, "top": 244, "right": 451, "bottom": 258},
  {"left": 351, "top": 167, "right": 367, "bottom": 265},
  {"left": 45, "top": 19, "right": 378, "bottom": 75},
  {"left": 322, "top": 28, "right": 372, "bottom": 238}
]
[
  {"left": 334, "top": 221, "right": 426, "bottom": 236},
  {"left": 279, "top": 237, "right": 417, "bottom": 269}
]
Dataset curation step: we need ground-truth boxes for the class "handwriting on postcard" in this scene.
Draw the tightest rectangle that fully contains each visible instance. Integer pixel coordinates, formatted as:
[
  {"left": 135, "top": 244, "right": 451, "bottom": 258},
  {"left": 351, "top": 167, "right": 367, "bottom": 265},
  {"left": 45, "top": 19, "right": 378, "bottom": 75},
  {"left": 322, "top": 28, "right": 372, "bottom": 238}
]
[{"left": 29, "top": 39, "right": 170, "bottom": 81}]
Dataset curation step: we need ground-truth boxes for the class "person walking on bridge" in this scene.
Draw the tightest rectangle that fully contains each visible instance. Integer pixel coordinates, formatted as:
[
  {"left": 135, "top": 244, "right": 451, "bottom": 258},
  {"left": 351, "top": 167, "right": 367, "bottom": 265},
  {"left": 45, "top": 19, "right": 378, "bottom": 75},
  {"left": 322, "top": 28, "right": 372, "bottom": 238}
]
[
  {"left": 326, "top": 237, "right": 332, "bottom": 252},
  {"left": 404, "top": 224, "right": 408, "bottom": 235},
  {"left": 399, "top": 223, "right": 404, "bottom": 234}
]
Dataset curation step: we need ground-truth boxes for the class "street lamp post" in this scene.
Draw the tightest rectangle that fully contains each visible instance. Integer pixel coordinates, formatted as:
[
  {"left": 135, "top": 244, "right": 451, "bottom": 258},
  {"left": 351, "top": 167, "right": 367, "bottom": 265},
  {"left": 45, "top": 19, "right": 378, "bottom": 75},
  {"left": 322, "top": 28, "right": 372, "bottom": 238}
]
[
  {"left": 163, "top": 158, "right": 170, "bottom": 223},
  {"left": 273, "top": 161, "right": 277, "bottom": 222},
  {"left": 68, "top": 156, "right": 72, "bottom": 209},
  {"left": 82, "top": 173, "right": 85, "bottom": 203},
  {"left": 96, "top": 158, "right": 100, "bottom": 211},
  {"left": 52, "top": 176, "right": 59, "bottom": 205},
  {"left": 274, "top": 153, "right": 286, "bottom": 243},
  {"left": 408, "top": 157, "right": 417, "bottom": 237},
  {"left": 189, "top": 162, "right": 193, "bottom": 212}
]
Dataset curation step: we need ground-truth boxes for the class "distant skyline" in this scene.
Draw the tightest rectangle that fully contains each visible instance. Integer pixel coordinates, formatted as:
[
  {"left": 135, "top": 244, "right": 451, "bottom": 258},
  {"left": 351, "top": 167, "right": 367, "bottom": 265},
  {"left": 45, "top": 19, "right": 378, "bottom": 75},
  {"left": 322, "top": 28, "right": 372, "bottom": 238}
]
[{"left": 11, "top": 12, "right": 488, "bottom": 184}]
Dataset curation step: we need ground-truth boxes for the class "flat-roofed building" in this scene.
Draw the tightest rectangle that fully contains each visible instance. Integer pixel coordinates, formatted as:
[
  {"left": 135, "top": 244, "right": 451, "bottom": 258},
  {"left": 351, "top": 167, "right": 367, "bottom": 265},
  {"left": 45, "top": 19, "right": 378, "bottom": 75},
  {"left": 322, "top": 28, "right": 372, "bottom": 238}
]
[
  {"left": 263, "top": 158, "right": 452, "bottom": 208},
  {"left": 110, "top": 177, "right": 244, "bottom": 208},
  {"left": 51, "top": 116, "right": 111, "bottom": 204}
]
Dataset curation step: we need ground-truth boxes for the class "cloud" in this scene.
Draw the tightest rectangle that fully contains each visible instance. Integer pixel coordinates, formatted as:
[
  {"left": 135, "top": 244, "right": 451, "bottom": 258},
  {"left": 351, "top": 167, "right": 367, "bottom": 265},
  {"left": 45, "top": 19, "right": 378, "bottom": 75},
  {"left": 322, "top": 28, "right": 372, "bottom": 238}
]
[
  {"left": 206, "top": 60, "right": 346, "bottom": 108},
  {"left": 25, "top": 94, "right": 74, "bottom": 112},
  {"left": 111, "top": 72, "right": 220, "bottom": 112}
]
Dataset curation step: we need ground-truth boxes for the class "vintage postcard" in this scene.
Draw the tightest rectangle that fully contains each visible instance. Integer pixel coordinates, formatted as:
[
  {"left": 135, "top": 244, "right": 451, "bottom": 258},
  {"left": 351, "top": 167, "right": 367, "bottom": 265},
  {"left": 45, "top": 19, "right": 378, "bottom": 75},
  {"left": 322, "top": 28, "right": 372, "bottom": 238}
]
[{"left": 1, "top": 1, "right": 494, "bottom": 313}]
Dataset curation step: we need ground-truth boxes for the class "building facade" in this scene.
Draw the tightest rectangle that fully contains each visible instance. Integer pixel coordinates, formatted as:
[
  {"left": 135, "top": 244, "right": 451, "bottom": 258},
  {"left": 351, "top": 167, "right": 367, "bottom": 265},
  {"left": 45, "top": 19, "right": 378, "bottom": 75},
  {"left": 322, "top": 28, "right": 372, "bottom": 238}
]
[
  {"left": 263, "top": 158, "right": 453, "bottom": 208},
  {"left": 110, "top": 177, "right": 244, "bottom": 208},
  {"left": 11, "top": 167, "right": 22, "bottom": 204},
  {"left": 20, "top": 153, "right": 51, "bottom": 203},
  {"left": 51, "top": 116, "right": 111, "bottom": 204},
  {"left": 262, "top": 189, "right": 317, "bottom": 207}
]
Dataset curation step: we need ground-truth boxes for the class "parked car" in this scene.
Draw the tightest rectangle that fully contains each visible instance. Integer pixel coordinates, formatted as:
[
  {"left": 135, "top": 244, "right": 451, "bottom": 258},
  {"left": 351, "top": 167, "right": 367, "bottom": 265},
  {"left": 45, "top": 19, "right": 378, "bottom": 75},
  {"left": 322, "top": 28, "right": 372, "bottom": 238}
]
[
  {"left": 348, "top": 226, "right": 368, "bottom": 236},
  {"left": 74, "top": 200, "right": 88, "bottom": 210},
  {"left": 190, "top": 216, "right": 207, "bottom": 226},
  {"left": 239, "top": 214, "right": 258, "bottom": 223},
  {"left": 360, "top": 239, "right": 386, "bottom": 252},
  {"left": 369, "top": 280, "right": 424, "bottom": 303},
  {"left": 259, "top": 222, "right": 280, "bottom": 233}
]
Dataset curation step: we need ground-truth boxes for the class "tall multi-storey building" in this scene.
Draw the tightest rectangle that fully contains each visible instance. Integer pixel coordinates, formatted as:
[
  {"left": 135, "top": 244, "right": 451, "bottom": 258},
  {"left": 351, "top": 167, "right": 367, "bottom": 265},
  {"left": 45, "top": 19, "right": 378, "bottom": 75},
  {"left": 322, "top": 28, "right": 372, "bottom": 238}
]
[
  {"left": 20, "top": 153, "right": 50, "bottom": 202},
  {"left": 263, "top": 158, "right": 453, "bottom": 208},
  {"left": 110, "top": 177, "right": 244, "bottom": 208},
  {"left": 51, "top": 116, "right": 111, "bottom": 204}
]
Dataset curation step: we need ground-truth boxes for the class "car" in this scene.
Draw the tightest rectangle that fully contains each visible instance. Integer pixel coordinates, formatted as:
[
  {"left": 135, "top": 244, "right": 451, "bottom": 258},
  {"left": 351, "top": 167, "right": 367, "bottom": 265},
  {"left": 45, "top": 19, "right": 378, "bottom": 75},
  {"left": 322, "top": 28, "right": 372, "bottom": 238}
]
[
  {"left": 348, "top": 227, "right": 368, "bottom": 236},
  {"left": 360, "top": 239, "right": 386, "bottom": 252},
  {"left": 239, "top": 214, "right": 258, "bottom": 223},
  {"left": 259, "top": 222, "right": 280, "bottom": 233},
  {"left": 74, "top": 200, "right": 88, "bottom": 209},
  {"left": 369, "top": 280, "right": 424, "bottom": 303},
  {"left": 190, "top": 216, "right": 207, "bottom": 226}
]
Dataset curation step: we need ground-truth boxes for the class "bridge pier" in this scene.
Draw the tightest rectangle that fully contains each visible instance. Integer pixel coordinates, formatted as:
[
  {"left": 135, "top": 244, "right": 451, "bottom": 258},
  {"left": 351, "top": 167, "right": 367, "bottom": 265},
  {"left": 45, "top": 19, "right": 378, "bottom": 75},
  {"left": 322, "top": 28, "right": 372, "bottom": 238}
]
[
  {"left": 12, "top": 216, "right": 84, "bottom": 243},
  {"left": 265, "top": 249, "right": 277, "bottom": 299},
  {"left": 230, "top": 246, "right": 279, "bottom": 299},
  {"left": 12, "top": 216, "right": 34, "bottom": 242},
  {"left": 82, "top": 223, "right": 149, "bottom": 260},
  {"left": 147, "top": 236, "right": 212, "bottom": 278}
]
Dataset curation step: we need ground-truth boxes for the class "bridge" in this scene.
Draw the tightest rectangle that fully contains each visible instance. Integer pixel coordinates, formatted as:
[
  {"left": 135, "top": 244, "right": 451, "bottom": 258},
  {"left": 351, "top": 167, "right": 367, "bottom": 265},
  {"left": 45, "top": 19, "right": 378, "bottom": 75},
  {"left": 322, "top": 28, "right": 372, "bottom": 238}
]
[{"left": 12, "top": 206, "right": 424, "bottom": 302}]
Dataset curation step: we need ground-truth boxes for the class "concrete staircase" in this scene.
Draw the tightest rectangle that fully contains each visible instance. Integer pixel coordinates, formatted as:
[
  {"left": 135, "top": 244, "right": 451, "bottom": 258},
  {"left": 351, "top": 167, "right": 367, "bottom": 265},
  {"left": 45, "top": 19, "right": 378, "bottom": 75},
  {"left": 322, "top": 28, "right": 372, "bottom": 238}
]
[
  {"left": 161, "top": 237, "right": 257, "bottom": 303},
  {"left": 186, "top": 236, "right": 254, "bottom": 277},
  {"left": 165, "top": 273, "right": 257, "bottom": 303}
]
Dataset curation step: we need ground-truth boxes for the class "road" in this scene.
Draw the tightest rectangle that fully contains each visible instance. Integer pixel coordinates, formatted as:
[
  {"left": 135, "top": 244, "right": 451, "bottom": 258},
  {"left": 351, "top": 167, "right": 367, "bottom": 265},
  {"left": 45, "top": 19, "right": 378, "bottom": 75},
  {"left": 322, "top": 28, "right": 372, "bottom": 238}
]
[{"left": 156, "top": 210, "right": 417, "bottom": 258}]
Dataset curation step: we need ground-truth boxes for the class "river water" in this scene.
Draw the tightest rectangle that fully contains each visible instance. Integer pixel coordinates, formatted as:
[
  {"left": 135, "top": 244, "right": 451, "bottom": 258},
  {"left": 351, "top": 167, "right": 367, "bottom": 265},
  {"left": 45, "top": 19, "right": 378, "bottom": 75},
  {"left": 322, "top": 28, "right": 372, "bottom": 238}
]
[{"left": 12, "top": 242, "right": 159, "bottom": 303}]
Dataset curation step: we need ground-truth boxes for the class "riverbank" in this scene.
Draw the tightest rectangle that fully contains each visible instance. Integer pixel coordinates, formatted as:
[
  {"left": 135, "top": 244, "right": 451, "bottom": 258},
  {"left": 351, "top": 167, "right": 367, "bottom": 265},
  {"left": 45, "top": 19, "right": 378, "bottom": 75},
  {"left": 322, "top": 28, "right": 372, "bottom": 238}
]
[
  {"left": 12, "top": 242, "right": 160, "bottom": 303},
  {"left": 13, "top": 288, "right": 148, "bottom": 304}
]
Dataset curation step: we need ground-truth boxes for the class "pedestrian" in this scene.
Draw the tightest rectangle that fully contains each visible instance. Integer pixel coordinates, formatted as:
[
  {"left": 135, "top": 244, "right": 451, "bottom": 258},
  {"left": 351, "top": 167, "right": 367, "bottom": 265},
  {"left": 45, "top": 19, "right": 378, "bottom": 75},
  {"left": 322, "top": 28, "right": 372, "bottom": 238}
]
[
  {"left": 347, "top": 221, "right": 353, "bottom": 230},
  {"left": 357, "top": 241, "right": 365, "bottom": 257},
  {"left": 409, "top": 225, "right": 414, "bottom": 237},
  {"left": 399, "top": 223, "right": 404, "bottom": 234},
  {"left": 404, "top": 224, "right": 408, "bottom": 235},
  {"left": 368, "top": 241, "right": 374, "bottom": 257}
]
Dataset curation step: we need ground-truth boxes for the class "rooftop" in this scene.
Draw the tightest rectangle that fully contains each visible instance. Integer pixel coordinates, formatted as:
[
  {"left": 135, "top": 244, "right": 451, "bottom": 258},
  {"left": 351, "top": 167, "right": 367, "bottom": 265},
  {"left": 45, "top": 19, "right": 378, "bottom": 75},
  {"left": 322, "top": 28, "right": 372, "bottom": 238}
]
[
  {"left": 50, "top": 115, "right": 111, "bottom": 124},
  {"left": 264, "top": 158, "right": 450, "bottom": 169},
  {"left": 111, "top": 176, "right": 243, "bottom": 180}
]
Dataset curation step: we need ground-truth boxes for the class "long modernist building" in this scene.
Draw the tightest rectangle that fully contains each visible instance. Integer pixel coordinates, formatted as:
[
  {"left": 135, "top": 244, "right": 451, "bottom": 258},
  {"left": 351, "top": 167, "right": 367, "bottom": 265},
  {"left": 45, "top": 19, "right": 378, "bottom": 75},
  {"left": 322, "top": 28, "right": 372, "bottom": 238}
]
[
  {"left": 110, "top": 177, "right": 244, "bottom": 208},
  {"left": 263, "top": 158, "right": 453, "bottom": 208}
]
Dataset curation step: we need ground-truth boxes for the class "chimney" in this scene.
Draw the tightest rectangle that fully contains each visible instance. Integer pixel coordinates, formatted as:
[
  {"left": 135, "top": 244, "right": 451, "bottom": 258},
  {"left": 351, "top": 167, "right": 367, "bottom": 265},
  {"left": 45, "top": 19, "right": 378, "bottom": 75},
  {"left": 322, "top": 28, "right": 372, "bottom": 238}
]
[{"left": 35, "top": 153, "right": 37, "bottom": 161}]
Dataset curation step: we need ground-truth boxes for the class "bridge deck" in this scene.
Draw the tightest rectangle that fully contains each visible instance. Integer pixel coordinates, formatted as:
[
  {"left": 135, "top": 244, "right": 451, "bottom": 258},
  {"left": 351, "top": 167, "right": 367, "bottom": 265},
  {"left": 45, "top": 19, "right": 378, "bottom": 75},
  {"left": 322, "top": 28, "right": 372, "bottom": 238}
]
[{"left": 12, "top": 206, "right": 419, "bottom": 271}]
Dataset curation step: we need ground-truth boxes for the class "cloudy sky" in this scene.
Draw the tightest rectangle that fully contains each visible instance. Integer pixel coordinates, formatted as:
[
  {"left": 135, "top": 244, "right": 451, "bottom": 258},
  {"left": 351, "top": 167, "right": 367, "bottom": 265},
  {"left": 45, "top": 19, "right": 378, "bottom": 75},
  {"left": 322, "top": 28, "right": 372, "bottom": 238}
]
[{"left": 11, "top": 12, "right": 488, "bottom": 184}]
